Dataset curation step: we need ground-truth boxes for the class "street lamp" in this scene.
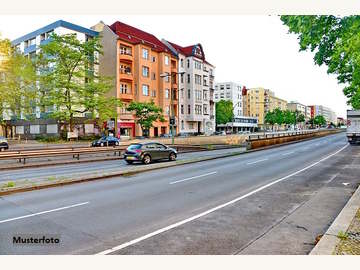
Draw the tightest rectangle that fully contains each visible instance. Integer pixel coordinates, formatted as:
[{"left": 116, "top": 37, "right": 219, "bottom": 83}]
[{"left": 160, "top": 71, "right": 185, "bottom": 145}]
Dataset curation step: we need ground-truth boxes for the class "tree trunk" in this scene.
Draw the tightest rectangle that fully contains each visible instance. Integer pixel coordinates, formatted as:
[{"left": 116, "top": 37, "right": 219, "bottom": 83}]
[{"left": 69, "top": 113, "right": 74, "bottom": 132}]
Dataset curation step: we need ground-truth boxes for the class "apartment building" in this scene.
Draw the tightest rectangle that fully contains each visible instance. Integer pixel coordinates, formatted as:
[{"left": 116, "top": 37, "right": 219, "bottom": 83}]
[
  {"left": 214, "top": 82, "right": 243, "bottom": 117},
  {"left": 309, "top": 105, "right": 337, "bottom": 124},
  {"left": 243, "top": 87, "right": 287, "bottom": 128},
  {"left": 7, "top": 20, "right": 99, "bottom": 138},
  {"left": 213, "top": 82, "right": 257, "bottom": 133},
  {"left": 162, "top": 40, "right": 215, "bottom": 135},
  {"left": 92, "top": 21, "right": 178, "bottom": 138}
]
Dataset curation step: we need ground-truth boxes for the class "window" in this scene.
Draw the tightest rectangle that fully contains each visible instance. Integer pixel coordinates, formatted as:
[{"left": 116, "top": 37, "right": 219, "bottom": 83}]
[
  {"left": 187, "top": 89, "right": 191, "bottom": 99},
  {"left": 195, "top": 105, "right": 202, "bottom": 115},
  {"left": 181, "top": 120, "right": 184, "bottom": 130},
  {"left": 181, "top": 105, "right": 184, "bottom": 114},
  {"left": 203, "top": 91, "right": 208, "bottom": 100},
  {"left": 226, "top": 84, "right": 231, "bottom": 89},
  {"left": 46, "top": 30, "right": 54, "bottom": 39},
  {"left": 181, "top": 89, "right": 184, "bottom": 98},
  {"left": 215, "top": 94, "right": 219, "bottom": 99},
  {"left": 188, "top": 105, "right": 191, "bottom": 114},
  {"left": 187, "top": 59, "right": 190, "bottom": 68},
  {"left": 189, "top": 123, "right": 194, "bottom": 129},
  {"left": 194, "top": 60, "right": 202, "bottom": 70},
  {"left": 164, "top": 55, "right": 169, "bottom": 65},
  {"left": 142, "top": 48, "right": 149, "bottom": 59},
  {"left": 151, "top": 72, "right": 156, "bottom": 80},
  {"left": 166, "top": 106, "right": 170, "bottom": 115},
  {"left": 120, "top": 83, "right": 130, "bottom": 94},
  {"left": 151, "top": 90, "right": 156, "bottom": 97},
  {"left": 165, "top": 89, "right": 170, "bottom": 99},
  {"left": 29, "top": 38, "right": 36, "bottom": 46},
  {"left": 187, "top": 74, "right": 190, "bottom": 83},
  {"left": 203, "top": 105, "right": 208, "bottom": 114},
  {"left": 164, "top": 76, "right": 170, "bottom": 82},
  {"left": 180, "top": 74, "right": 184, "bottom": 84},
  {"left": 152, "top": 56, "right": 156, "bottom": 62},
  {"left": 180, "top": 59, "right": 184, "bottom": 68},
  {"left": 195, "top": 90, "right": 202, "bottom": 101},
  {"left": 142, "top": 66, "right": 149, "bottom": 77},
  {"left": 120, "top": 45, "right": 132, "bottom": 55},
  {"left": 142, "top": 84, "right": 149, "bottom": 96},
  {"left": 195, "top": 74, "right": 202, "bottom": 85},
  {"left": 220, "top": 85, "right": 224, "bottom": 90}
]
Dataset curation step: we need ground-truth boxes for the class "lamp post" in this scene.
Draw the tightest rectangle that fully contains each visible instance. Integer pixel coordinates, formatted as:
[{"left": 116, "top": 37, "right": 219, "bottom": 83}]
[{"left": 160, "top": 71, "right": 185, "bottom": 145}]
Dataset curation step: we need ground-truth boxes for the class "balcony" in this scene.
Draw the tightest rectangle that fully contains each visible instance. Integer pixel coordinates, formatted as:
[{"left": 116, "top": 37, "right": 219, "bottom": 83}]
[
  {"left": 119, "top": 69, "right": 133, "bottom": 82},
  {"left": 119, "top": 92, "right": 134, "bottom": 101},
  {"left": 119, "top": 51, "right": 133, "bottom": 63}
]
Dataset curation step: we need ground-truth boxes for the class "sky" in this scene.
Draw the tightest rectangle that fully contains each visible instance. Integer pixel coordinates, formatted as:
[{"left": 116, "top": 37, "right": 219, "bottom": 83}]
[{"left": 0, "top": 15, "right": 350, "bottom": 118}]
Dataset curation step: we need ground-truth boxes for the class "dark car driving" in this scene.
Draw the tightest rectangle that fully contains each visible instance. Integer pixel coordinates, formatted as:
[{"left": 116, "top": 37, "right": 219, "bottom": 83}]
[
  {"left": 91, "top": 136, "right": 120, "bottom": 147},
  {"left": 124, "top": 142, "right": 177, "bottom": 164},
  {"left": 0, "top": 136, "right": 9, "bottom": 151}
]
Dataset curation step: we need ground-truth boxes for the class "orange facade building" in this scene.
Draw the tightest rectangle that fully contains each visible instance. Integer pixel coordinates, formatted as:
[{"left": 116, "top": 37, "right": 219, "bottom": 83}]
[{"left": 92, "top": 21, "right": 178, "bottom": 138}]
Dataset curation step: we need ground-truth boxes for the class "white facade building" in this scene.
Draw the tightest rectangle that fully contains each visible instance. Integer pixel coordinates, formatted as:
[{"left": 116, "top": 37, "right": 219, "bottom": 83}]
[
  {"left": 214, "top": 82, "right": 243, "bottom": 117},
  {"left": 162, "top": 41, "right": 215, "bottom": 135}
]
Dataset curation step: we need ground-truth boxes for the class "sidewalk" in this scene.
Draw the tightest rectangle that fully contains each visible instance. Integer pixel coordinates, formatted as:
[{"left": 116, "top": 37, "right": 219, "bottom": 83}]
[{"left": 310, "top": 184, "right": 360, "bottom": 255}]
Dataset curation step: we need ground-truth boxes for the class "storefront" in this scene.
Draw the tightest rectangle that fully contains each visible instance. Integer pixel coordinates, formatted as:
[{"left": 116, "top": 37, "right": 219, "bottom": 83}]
[{"left": 118, "top": 122, "right": 135, "bottom": 139}]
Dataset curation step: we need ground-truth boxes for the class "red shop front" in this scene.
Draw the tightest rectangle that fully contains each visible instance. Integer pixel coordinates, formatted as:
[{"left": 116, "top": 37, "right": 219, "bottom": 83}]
[{"left": 118, "top": 122, "right": 135, "bottom": 139}]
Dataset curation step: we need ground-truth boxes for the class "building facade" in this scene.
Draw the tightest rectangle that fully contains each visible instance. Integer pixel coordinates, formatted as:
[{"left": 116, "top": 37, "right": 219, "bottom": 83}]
[
  {"left": 93, "top": 21, "right": 178, "bottom": 138},
  {"left": 162, "top": 41, "right": 215, "bottom": 135},
  {"left": 7, "top": 20, "right": 99, "bottom": 139},
  {"left": 243, "top": 87, "right": 287, "bottom": 129},
  {"left": 214, "top": 82, "right": 243, "bottom": 118},
  {"left": 309, "top": 105, "right": 337, "bottom": 124}
]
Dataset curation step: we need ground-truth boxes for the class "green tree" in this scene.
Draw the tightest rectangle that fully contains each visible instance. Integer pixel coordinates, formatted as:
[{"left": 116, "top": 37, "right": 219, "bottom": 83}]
[
  {"left": 126, "top": 101, "right": 165, "bottom": 137},
  {"left": 264, "top": 111, "right": 276, "bottom": 130},
  {"left": 297, "top": 113, "right": 305, "bottom": 124},
  {"left": 273, "top": 108, "right": 284, "bottom": 127},
  {"left": 215, "top": 100, "right": 233, "bottom": 125},
  {"left": 38, "top": 33, "right": 120, "bottom": 133},
  {"left": 283, "top": 110, "right": 295, "bottom": 126},
  {"left": 308, "top": 117, "right": 315, "bottom": 129},
  {"left": 314, "top": 115, "right": 326, "bottom": 126},
  {"left": 281, "top": 15, "right": 360, "bottom": 109},
  {"left": 0, "top": 37, "right": 37, "bottom": 123}
]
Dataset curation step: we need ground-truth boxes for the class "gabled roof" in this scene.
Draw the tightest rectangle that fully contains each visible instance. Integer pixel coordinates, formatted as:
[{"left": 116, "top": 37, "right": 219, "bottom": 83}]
[
  {"left": 165, "top": 41, "right": 214, "bottom": 67},
  {"left": 109, "top": 21, "right": 169, "bottom": 53}
]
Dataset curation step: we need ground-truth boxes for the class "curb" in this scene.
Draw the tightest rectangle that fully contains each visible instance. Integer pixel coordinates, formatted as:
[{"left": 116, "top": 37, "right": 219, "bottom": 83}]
[
  {"left": 310, "top": 184, "right": 360, "bottom": 255},
  {"left": 0, "top": 131, "right": 343, "bottom": 197}
]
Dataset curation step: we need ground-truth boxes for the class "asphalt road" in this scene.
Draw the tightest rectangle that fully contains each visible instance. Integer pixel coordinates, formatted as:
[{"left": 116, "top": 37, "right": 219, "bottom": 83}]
[
  {"left": 0, "top": 147, "right": 246, "bottom": 183},
  {"left": 0, "top": 132, "right": 359, "bottom": 254}
]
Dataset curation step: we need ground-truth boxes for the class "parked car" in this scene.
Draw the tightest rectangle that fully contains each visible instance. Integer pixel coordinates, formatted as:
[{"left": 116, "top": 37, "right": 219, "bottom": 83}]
[
  {"left": 160, "top": 133, "right": 171, "bottom": 138},
  {"left": 91, "top": 136, "right": 120, "bottom": 147},
  {"left": 212, "top": 131, "right": 223, "bottom": 136},
  {"left": 124, "top": 142, "right": 177, "bottom": 165},
  {"left": 0, "top": 136, "right": 9, "bottom": 151}
]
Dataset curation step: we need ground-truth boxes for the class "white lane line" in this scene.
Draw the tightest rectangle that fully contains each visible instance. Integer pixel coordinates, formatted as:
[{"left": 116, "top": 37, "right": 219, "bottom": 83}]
[
  {"left": 95, "top": 144, "right": 349, "bottom": 255},
  {"left": 169, "top": 172, "right": 217, "bottom": 185},
  {"left": 282, "top": 151, "right": 295, "bottom": 156},
  {"left": 0, "top": 202, "right": 89, "bottom": 224},
  {"left": 247, "top": 158, "right": 268, "bottom": 165}
]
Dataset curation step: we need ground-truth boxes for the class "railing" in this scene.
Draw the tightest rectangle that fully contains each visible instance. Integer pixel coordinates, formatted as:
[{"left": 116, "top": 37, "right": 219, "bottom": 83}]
[
  {"left": 0, "top": 146, "right": 125, "bottom": 164},
  {"left": 248, "top": 130, "right": 318, "bottom": 141}
]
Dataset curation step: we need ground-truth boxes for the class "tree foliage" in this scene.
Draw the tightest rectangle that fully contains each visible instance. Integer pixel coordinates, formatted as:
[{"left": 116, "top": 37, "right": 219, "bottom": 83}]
[
  {"left": 314, "top": 115, "right": 326, "bottom": 126},
  {"left": 38, "top": 33, "right": 120, "bottom": 132},
  {"left": 280, "top": 15, "right": 360, "bottom": 109},
  {"left": 215, "top": 100, "right": 234, "bottom": 125},
  {"left": 0, "top": 37, "right": 37, "bottom": 122},
  {"left": 126, "top": 101, "right": 165, "bottom": 137}
]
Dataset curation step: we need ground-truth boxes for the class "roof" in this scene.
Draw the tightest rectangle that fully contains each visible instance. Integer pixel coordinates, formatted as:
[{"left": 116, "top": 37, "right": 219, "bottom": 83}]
[
  {"left": 109, "top": 21, "right": 169, "bottom": 53},
  {"left": 166, "top": 40, "right": 214, "bottom": 67},
  {"left": 12, "top": 20, "right": 99, "bottom": 45}
]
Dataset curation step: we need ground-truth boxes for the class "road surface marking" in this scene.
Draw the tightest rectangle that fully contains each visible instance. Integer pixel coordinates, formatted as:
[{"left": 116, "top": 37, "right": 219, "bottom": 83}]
[
  {"left": 0, "top": 202, "right": 89, "bottom": 224},
  {"left": 343, "top": 182, "right": 350, "bottom": 186},
  {"left": 325, "top": 173, "right": 339, "bottom": 184},
  {"left": 282, "top": 151, "right": 295, "bottom": 156},
  {"left": 169, "top": 172, "right": 217, "bottom": 185},
  {"left": 247, "top": 158, "right": 268, "bottom": 165},
  {"left": 95, "top": 144, "right": 349, "bottom": 255}
]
